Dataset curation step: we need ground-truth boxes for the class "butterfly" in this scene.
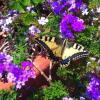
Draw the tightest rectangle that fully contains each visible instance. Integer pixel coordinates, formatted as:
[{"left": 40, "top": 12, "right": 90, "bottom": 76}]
[{"left": 30, "top": 35, "right": 89, "bottom": 66}]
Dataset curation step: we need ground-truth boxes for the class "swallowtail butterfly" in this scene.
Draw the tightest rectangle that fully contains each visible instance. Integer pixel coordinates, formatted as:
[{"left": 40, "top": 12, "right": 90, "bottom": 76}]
[{"left": 30, "top": 35, "right": 89, "bottom": 66}]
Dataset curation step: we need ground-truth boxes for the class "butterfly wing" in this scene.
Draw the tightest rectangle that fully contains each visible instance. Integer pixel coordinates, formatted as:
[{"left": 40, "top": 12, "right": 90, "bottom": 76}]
[
  {"left": 34, "top": 37, "right": 60, "bottom": 62},
  {"left": 39, "top": 36, "right": 63, "bottom": 58},
  {"left": 60, "top": 40, "right": 89, "bottom": 65}
]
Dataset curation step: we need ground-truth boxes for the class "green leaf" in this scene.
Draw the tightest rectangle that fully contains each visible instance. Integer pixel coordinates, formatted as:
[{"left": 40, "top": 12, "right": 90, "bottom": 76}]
[
  {"left": 21, "top": 0, "right": 31, "bottom": 6},
  {"left": 31, "top": 0, "right": 45, "bottom": 4},
  {"left": 22, "top": 13, "right": 34, "bottom": 25},
  {"left": 9, "top": 1, "right": 25, "bottom": 12}
]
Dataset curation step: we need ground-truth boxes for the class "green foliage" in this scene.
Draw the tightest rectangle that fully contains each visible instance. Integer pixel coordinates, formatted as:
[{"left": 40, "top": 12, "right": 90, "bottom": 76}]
[
  {"left": 76, "top": 26, "right": 100, "bottom": 56},
  {"left": 12, "top": 42, "right": 28, "bottom": 65},
  {"left": 0, "top": 90, "right": 17, "bottom": 100},
  {"left": 25, "top": 81, "right": 68, "bottom": 100},
  {"left": 21, "top": 13, "right": 37, "bottom": 25},
  {"left": 76, "top": 26, "right": 96, "bottom": 46},
  {"left": 89, "top": 0, "right": 100, "bottom": 9},
  {"left": 31, "top": 0, "right": 45, "bottom": 4},
  {"left": 42, "top": 81, "right": 68, "bottom": 100},
  {"left": 42, "top": 15, "right": 61, "bottom": 37},
  {"left": 9, "top": 0, "right": 45, "bottom": 12},
  {"left": 9, "top": 0, "right": 25, "bottom": 12},
  {"left": 57, "top": 59, "right": 88, "bottom": 80},
  {"left": 56, "top": 67, "right": 74, "bottom": 80},
  {"left": 89, "top": 41, "right": 100, "bottom": 56}
]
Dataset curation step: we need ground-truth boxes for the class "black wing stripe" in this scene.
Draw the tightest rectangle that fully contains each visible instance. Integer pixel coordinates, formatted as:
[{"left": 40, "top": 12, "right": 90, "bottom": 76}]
[
  {"left": 60, "top": 51, "right": 89, "bottom": 65},
  {"left": 35, "top": 38, "right": 60, "bottom": 61}
]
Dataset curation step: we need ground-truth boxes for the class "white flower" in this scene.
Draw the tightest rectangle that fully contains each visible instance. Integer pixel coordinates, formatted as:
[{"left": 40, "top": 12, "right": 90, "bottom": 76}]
[
  {"left": 98, "top": 59, "right": 100, "bottom": 64},
  {"left": 5, "top": 17, "right": 13, "bottom": 25},
  {"left": 1, "top": 25, "right": 10, "bottom": 32},
  {"left": 62, "top": 97, "right": 73, "bottom": 100},
  {"left": 26, "top": 6, "right": 34, "bottom": 13},
  {"left": 67, "top": 0, "right": 75, "bottom": 4},
  {"left": 87, "top": 62, "right": 91, "bottom": 66},
  {"left": 93, "top": 17, "right": 98, "bottom": 21},
  {"left": 82, "top": 8, "right": 89, "bottom": 15},
  {"left": 96, "top": 6, "right": 100, "bottom": 13},
  {"left": 0, "top": 19, "right": 4, "bottom": 25},
  {"left": 80, "top": 97, "right": 85, "bottom": 100},
  {"left": 90, "top": 57, "right": 96, "bottom": 61},
  {"left": 7, "top": 72, "right": 16, "bottom": 82},
  {"left": 80, "top": 4, "right": 87, "bottom": 10},
  {"left": 68, "top": 3, "right": 76, "bottom": 11},
  {"left": 38, "top": 17, "right": 48, "bottom": 25},
  {"left": 0, "top": 73, "right": 2, "bottom": 78},
  {"left": 26, "top": 6, "right": 32, "bottom": 11},
  {"left": 16, "top": 81, "right": 25, "bottom": 89},
  {"left": 6, "top": 55, "right": 13, "bottom": 63},
  {"left": 77, "top": 18, "right": 84, "bottom": 23}
]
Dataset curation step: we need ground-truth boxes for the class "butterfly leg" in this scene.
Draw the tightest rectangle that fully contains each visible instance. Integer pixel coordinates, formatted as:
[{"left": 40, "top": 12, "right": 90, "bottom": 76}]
[
  {"left": 28, "top": 58, "right": 52, "bottom": 84},
  {"left": 48, "top": 61, "right": 53, "bottom": 81},
  {"left": 33, "top": 62, "right": 52, "bottom": 84}
]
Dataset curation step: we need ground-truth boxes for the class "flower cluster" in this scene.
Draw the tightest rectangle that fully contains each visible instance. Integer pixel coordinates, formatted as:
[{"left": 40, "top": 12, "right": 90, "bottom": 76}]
[
  {"left": 48, "top": 0, "right": 86, "bottom": 15},
  {"left": 0, "top": 52, "right": 36, "bottom": 90},
  {"left": 62, "top": 96, "right": 73, "bottom": 100},
  {"left": 48, "top": 0, "right": 67, "bottom": 15},
  {"left": 26, "top": 6, "right": 35, "bottom": 13},
  {"left": 38, "top": 17, "right": 48, "bottom": 25},
  {"left": 60, "top": 14, "right": 85, "bottom": 39},
  {"left": 0, "top": 10, "right": 19, "bottom": 37},
  {"left": 28, "top": 25, "right": 41, "bottom": 36},
  {"left": 86, "top": 74, "right": 100, "bottom": 100}
]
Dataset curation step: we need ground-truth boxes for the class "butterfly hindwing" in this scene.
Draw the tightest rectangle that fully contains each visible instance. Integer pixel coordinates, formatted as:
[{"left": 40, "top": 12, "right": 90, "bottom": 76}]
[{"left": 60, "top": 40, "right": 89, "bottom": 65}]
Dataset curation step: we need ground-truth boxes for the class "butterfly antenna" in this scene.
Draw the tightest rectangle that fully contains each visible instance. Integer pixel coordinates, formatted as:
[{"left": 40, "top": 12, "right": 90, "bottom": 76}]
[{"left": 61, "top": 39, "right": 69, "bottom": 56}]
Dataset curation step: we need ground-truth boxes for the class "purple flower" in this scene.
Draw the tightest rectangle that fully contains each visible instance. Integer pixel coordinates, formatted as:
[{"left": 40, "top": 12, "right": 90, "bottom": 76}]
[
  {"left": 48, "top": 0, "right": 84, "bottom": 15},
  {"left": 76, "top": 0, "right": 82, "bottom": 9},
  {"left": 8, "top": 10, "right": 19, "bottom": 16},
  {"left": 21, "top": 61, "right": 33, "bottom": 70},
  {"left": 15, "top": 69, "right": 36, "bottom": 89},
  {"left": 7, "top": 72, "right": 16, "bottom": 82},
  {"left": 86, "top": 74, "right": 100, "bottom": 100},
  {"left": 0, "top": 63, "right": 4, "bottom": 73},
  {"left": 0, "top": 53, "right": 5, "bottom": 61},
  {"left": 63, "top": 14, "right": 77, "bottom": 24},
  {"left": 0, "top": 53, "right": 36, "bottom": 89},
  {"left": 71, "top": 19, "right": 85, "bottom": 32},
  {"left": 1, "top": 25, "right": 10, "bottom": 32},
  {"left": 0, "top": 19, "right": 4, "bottom": 26},
  {"left": 60, "top": 14, "right": 85, "bottom": 39},
  {"left": 16, "top": 80, "right": 25, "bottom": 89},
  {"left": 29, "top": 25, "right": 41, "bottom": 36},
  {"left": 60, "top": 22, "right": 74, "bottom": 39},
  {"left": 7, "top": 63, "right": 23, "bottom": 79},
  {"left": 68, "top": 0, "right": 83, "bottom": 12},
  {"left": 49, "top": 0, "right": 67, "bottom": 15},
  {"left": 0, "top": 53, "right": 12, "bottom": 63}
]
